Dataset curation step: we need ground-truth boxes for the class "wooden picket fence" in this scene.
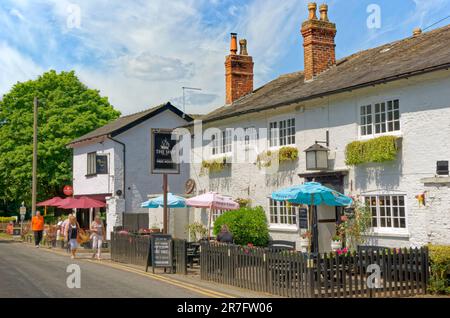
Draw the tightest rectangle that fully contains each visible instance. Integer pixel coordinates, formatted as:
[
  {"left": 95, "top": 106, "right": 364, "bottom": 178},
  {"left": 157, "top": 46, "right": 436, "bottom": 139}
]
[
  {"left": 200, "top": 243, "right": 429, "bottom": 298},
  {"left": 110, "top": 232, "right": 150, "bottom": 267},
  {"left": 110, "top": 232, "right": 188, "bottom": 274}
]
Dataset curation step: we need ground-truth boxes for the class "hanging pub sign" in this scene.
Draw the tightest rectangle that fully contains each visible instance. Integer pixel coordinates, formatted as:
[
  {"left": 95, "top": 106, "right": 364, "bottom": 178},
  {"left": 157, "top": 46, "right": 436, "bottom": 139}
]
[
  {"left": 298, "top": 208, "right": 309, "bottom": 229},
  {"left": 151, "top": 129, "right": 180, "bottom": 175}
]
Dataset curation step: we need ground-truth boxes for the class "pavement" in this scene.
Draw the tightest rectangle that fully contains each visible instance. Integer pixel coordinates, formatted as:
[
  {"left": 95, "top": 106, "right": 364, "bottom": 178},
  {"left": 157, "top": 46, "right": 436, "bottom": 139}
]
[{"left": 0, "top": 239, "right": 274, "bottom": 298}]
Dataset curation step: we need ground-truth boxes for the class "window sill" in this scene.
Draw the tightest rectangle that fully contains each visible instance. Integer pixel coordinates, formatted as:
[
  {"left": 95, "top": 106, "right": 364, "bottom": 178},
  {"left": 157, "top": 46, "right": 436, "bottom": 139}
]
[
  {"left": 85, "top": 174, "right": 97, "bottom": 178},
  {"left": 364, "top": 229, "right": 410, "bottom": 238},
  {"left": 359, "top": 132, "right": 403, "bottom": 141},
  {"left": 269, "top": 225, "right": 299, "bottom": 233}
]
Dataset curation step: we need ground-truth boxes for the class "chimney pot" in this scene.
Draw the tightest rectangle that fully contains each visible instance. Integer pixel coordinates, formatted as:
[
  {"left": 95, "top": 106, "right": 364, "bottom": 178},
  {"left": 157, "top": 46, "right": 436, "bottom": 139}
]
[
  {"left": 239, "top": 39, "right": 248, "bottom": 55},
  {"left": 230, "top": 33, "right": 238, "bottom": 55},
  {"left": 308, "top": 3, "right": 318, "bottom": 20},
  {"left": 225, "top": 35, "right": 254, "bottom": 105},
  {"left": 301, "top": 2, "right": 337, "bottom": 81},
  {"left": 413, "top": 28, "right": 422, "bottom": 37},
  {"left": 319, "top": 4, "right": 329, "bottom": 21}
]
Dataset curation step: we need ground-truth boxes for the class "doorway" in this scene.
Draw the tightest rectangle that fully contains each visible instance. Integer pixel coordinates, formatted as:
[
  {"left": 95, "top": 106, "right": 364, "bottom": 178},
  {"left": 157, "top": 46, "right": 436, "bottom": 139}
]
[{"left": 300, "top": 171, "right": 347, "bottom": 253}]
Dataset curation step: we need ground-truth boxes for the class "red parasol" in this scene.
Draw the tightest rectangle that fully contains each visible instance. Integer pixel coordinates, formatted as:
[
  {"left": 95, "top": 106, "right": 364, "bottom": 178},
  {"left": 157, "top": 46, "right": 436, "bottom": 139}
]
[
  {"left": 58, "top": 196, "right": 106, "bottom": 209},
  {"left": 37, "top": 197, "right": 63, "bottom": 207}
]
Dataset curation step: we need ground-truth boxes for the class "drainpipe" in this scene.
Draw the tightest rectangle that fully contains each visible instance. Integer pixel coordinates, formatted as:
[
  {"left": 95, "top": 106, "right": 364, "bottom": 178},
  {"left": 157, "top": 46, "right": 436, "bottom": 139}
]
[{"left": 107, "top": 135, "right": 126, "bottom": 199}]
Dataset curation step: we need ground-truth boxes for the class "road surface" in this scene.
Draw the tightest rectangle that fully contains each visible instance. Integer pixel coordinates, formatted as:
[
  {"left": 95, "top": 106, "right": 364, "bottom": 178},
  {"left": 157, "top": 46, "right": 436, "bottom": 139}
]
[{"left": 0, "top": 240, "right": 207, "bottom": 298}]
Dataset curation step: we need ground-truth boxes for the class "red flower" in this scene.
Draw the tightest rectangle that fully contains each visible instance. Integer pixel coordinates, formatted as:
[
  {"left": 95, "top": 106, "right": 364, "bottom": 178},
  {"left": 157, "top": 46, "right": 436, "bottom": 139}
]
[{"left": 341, "top": 215, "right": 349, "bottom": 222}]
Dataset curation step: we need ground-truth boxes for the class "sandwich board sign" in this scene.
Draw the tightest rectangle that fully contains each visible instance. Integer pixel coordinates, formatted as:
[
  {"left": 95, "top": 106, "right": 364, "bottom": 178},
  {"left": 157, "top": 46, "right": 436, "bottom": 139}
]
[
  {"left": 150, "top": 129, "right": 180, "bottom": 175},
  {"left": 146, "top": 234, "right": 173, "bottom": 273}
]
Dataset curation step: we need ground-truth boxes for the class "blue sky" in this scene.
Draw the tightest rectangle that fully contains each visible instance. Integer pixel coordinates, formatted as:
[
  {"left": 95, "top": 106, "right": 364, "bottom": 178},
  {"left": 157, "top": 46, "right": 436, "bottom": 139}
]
[{"left": 0, "top": 0, "right": 449, "bottom": 115}]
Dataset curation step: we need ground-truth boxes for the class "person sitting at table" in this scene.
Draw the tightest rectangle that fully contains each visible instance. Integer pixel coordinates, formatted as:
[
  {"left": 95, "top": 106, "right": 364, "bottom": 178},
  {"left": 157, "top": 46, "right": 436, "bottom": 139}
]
[{"left": 216, "top": 225, "right": 233, "bottom": 244}]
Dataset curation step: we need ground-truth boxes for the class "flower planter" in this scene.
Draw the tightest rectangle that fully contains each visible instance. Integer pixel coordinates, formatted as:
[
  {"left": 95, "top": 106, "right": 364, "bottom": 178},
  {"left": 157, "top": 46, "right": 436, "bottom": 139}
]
[
  {"left": 331, "top": 240, "right": 342, "bottom": 251},
  {"left": 298, "top": 238, "right": 310, "bottom": 252}
]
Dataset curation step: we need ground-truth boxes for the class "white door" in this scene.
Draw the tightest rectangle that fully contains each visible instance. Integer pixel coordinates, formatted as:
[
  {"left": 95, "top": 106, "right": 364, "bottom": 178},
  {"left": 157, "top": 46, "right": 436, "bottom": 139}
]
[{"left": 317, "top": 205, "right": 336, "bottom": 253}]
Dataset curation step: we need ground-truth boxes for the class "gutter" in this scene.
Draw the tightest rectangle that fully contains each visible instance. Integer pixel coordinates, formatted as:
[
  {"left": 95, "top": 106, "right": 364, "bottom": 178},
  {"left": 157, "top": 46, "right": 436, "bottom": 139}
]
[
  {"left": 107, "top": 135, "right": 126, "bottom": 200},
  {"left": 188, "top": 63, "right": 450, "bottom": 127}
]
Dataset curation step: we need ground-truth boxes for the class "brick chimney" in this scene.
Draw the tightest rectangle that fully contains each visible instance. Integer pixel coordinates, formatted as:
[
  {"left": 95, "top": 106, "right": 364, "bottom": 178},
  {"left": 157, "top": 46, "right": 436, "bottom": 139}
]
[
  {"left": 225, "top": 33, "right": 254, "bottom": 105},
  {"left": 301, "top": 3, "right": 337, "bottom": 82}
]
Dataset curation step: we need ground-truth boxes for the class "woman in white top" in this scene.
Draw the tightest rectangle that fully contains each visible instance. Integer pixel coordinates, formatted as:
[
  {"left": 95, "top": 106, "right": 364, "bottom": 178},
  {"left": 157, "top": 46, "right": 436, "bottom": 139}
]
[{"left": 90, "top": 215, "right": 106, "bottom": 260}]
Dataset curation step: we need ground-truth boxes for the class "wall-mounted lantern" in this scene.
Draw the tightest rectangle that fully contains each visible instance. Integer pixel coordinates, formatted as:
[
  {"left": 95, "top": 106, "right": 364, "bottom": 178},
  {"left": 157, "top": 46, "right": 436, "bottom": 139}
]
[{"left": 305, "top": 143, "right": 330, "bottom": 171}]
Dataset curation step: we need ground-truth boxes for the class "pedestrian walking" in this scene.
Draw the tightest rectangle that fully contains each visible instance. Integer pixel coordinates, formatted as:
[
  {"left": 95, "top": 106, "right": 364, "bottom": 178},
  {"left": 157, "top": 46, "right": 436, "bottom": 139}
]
[
  {"left": 216, "top": 224, "right": 233, "bottom": 244},
  {"left": 61, "top": 215, "right": 72, "bottom": 252},
  {"left": 31, "top": 211, "right": 44, "bottom": 248},
  {"left": 90, "top": 214, "right": 105, "bottom": 260},
  {"left": 65, "top": 215, "right": 81, "bottom": 259}
]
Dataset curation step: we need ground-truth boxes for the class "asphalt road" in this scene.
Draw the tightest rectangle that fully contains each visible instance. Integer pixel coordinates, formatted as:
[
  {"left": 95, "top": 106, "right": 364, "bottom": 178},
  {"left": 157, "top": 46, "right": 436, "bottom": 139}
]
[{"left": 0, "top": 241, "right": 206, "bottom": 298}]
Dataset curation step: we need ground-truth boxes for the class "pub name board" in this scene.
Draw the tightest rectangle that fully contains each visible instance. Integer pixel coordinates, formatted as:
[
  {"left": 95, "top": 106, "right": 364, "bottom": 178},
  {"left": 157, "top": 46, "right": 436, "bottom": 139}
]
[{"left": 151, "top": 129, "right": 180, "bottom": 175}]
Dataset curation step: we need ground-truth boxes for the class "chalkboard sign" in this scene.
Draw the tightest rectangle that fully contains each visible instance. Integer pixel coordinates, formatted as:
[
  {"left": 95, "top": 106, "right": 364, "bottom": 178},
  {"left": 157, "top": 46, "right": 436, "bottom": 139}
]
[
  {"left": 147, "top": 235, "right": 173, "bottom": 273},
  {"left": 298, "top": 208, "right": 308, "bottom": 229},
  {"left": 151, "top": 129, "right": 180, "bottom": 175}
]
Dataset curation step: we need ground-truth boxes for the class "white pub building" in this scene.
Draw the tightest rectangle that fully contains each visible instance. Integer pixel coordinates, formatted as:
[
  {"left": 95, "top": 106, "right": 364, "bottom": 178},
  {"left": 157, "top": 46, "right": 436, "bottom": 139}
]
[{"left": 187, "top": 3, "right": 450, "bottom": 251}]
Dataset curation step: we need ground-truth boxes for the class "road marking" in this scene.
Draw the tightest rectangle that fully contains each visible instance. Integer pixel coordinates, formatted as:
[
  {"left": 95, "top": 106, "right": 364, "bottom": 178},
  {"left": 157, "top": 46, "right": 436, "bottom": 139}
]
[
  {"left": 33, "top": 244, "right": 233, "bottom": 298},
  {"left": 90, "top": 260, "right": 234, "bottom": 298}
]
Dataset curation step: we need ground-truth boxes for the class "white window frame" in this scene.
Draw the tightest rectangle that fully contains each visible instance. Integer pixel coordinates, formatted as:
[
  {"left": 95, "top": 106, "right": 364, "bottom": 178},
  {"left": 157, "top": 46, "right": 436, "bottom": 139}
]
[
  {"left": 358, "top": 98, "right": 401, "bottom": 139},
  {"left": 268, "top": 117, "right": 296, "bottom": 149},
  {"left": 210, "top": 133, "right": 219, "bottom": 156},
  {"left": 211, "top": 209, "right": 224, "bottom": 225},
  {"left": 244, "top": 126, "right": 258, "bottom": 151},
  {"left": 362, "top": 193, "right": 409, "bottom": 236},
  {"left": 268, "top": 199, "right": 298, "bottom": 230},
  {"left": 221, "top": 129, "right": 232, "bottom": 155}
]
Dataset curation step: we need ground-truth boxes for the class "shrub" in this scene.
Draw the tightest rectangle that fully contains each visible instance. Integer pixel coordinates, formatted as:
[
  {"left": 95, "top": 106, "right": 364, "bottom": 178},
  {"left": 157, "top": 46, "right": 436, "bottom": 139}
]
[
  {"left": 0, "top": 216, "right": 16, "bottom": 223},
  {"left": 257, "top": 146, "right": 299, "bottom": 168},
  {"left": 345, "top": 136, "right": 399, "bottom": 166},
  {"left": 428, "top": 245, "right": 450, "bottom": 295},
  {"left": 213, "top": 206, "right": 270, "bottom": 247},
  {"left": 186, "top": 222, "right": 208, "bottom": 242}
]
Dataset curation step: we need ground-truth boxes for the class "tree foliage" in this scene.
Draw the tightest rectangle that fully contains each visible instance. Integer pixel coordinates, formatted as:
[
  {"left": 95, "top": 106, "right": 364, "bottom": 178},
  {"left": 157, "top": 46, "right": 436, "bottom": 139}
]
[{"left": 0, "top": 70, "right": 120, "bottom": 211}]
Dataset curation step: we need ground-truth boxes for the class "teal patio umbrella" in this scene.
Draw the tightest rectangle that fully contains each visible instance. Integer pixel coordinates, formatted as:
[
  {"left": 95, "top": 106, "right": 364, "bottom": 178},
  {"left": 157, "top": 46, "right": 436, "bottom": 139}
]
[
  {"left": 271, "top": 182, "right": 353, "bottom": 253},
  {"left": 141, "top": 193, "right": 186, "bottom": 209}
]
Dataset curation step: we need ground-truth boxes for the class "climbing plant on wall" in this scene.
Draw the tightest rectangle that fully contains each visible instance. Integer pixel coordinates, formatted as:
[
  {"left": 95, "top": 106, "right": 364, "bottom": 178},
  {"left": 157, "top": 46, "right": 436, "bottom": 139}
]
[{"left": 345, "top": 136, "right": 399, "bottom": 166}]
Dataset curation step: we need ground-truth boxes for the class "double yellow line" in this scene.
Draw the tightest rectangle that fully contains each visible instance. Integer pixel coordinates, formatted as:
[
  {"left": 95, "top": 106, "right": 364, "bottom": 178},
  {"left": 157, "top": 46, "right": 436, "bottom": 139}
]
[
  {"left": 33, "top": 243, "right": 234, "bottom": 298},
  {"left": 89, "top": 260, "right": 234, "bottom": 298}
]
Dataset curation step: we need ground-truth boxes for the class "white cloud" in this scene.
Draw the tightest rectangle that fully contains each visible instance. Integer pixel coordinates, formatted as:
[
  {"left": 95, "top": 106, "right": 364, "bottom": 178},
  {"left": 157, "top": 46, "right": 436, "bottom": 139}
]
[{"left": 0, "top": 42, "right": 43, "bottom": 96}]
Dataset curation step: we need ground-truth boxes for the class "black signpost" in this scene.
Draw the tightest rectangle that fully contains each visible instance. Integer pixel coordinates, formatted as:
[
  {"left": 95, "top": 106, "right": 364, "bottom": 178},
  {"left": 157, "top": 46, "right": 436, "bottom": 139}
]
[
  {"left": 150, "top": 129, "right": 180, "bottom": 235},
  {"left": 146, "top": 234, "right": 173, "bottom": 273}
]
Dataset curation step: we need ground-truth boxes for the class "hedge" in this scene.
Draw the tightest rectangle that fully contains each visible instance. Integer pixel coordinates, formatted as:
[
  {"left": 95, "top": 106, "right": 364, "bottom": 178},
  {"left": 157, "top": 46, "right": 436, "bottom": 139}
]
[
  {"left": 428, "top": 245, "right": 450, "bottom": 295},
  {"left": 213, "top": 206, "right": 270, "bottom": 247},
  {"left": 345, "top": 136, "right": 399, "bottom": 166}
]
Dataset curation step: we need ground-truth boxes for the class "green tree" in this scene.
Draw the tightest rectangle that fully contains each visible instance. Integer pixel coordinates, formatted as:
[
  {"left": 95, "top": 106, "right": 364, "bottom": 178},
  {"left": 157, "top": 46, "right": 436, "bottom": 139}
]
[{"left": 0, "top": 70, "right": 120, "bottom": 214}]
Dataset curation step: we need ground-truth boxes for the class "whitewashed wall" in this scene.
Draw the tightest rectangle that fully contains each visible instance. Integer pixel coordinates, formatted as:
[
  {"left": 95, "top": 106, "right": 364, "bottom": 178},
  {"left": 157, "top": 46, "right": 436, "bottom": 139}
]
[
  {"left": 73, "top": 139, "right": 116, "bottom": 196},
  {"left": 189, "top": 70, "right": 450, "bottom": 247},
  {"left": 73, "top": 110, "right": 192, "bottom": 216}
]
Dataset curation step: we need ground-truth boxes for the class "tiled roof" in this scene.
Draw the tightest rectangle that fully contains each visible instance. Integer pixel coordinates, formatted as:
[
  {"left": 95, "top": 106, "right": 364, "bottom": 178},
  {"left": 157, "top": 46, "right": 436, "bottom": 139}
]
[
  {"left": 68, "top": 102, "right": 193, "bottom": 146},
  {"left": 198, "top": 24, "right": 450, "bottom": 124}
]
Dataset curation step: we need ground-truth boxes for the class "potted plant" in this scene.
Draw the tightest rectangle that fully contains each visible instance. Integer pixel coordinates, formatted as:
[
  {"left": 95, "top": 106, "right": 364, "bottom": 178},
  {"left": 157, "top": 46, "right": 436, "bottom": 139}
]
[
  {"left": 149, "top": 225, "right": 161, "bottom": 234},
  {"left": 331, "top": 234, "right": 342, "bottom": 251},
  {"left": 298, "top": 231, "right": 311, "bottom": 252}
]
